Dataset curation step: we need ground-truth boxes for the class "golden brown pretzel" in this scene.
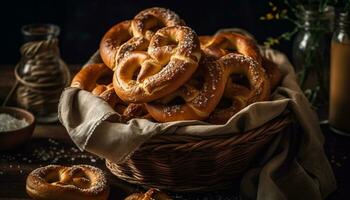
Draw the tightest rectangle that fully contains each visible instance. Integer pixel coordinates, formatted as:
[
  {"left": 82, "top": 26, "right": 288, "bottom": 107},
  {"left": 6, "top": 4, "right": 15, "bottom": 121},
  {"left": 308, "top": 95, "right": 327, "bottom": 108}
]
[
  {"left": 145, "top": 55, "right": 226, "bottom": 122},
  {"left": 26, "top": 165, "right": 109, "bottom": 200},
  {"left": 100, "top": 20, "right": 135, "bottom": 70},
  {"left": 71, "top": 63, "right": 111, "bottom": 91},
  {"left": 91, "top": 83, "right": 119, "bottom": 108},
  {"left": 200, "top": 32, "right": 262, "bottom": 64},
  {"left": 113, "top": 26, "right": 201, "bottom": 103},
  {"left": 71, "top": 64, "right": 152, "bottom": 121},
  {"left": 131, "top": 7, "right": 184, "bottom": 41},
  {"left": 219, "top": 56, "right": 282, "bottom": 94},
  {"left": 207, "top": 53, "right": 271, "bottom": 124},
  {"left": 125, "top": 188, "right": 171, "bottom": 200},
  {"left": 100, "top": 7, "right": 184, "bottom": 70},
  {"left": 71, "top": 63, "right": 119, "bottom": 107},
  {"left": 120, "top": 103, "right": 153, "bottom": 122}
]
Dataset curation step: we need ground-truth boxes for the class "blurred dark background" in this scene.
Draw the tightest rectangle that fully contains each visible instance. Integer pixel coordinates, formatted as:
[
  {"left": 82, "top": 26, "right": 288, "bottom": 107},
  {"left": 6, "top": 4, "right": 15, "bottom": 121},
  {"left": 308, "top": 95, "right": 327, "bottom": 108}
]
[{"left": 0, "top": 0, "right": 301, "bottom": 65}]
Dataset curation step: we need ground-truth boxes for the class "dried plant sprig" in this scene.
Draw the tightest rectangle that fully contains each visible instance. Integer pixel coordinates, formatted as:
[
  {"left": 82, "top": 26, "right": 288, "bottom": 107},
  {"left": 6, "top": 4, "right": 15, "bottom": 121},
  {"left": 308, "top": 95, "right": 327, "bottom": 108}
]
[
  {"left": 260, "top": 0, "right": 340, "bottom": 106},
  {"left": 260, "top": 0, "right": 341, "bottom": 47}
]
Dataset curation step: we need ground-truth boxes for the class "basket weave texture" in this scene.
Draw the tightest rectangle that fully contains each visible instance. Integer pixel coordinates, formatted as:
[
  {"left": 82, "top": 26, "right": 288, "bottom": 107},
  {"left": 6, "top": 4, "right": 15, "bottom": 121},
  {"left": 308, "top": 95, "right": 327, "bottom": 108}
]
[{"left": 106, "top": 113, "right": 291, "bottom": 192}]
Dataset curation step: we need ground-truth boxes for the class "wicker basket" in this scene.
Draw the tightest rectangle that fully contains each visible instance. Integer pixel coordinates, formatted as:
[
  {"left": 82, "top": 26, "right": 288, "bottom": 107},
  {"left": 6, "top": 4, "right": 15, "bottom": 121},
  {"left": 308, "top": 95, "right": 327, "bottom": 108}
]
[{"left": 106, "top": 112, "right": 292, "bottom": 192}]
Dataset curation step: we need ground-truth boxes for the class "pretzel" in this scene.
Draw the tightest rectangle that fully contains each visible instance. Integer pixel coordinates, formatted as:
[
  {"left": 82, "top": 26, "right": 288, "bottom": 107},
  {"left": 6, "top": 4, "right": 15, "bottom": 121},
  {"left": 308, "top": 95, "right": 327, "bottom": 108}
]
[
  {"left": 131, "top": 7, "right": 185, "bottom": 41},
  {"left": 91, "top": 83, "right": 120, "bottom": 108},
  {"left": 113, "top": 25, "right": 201, "bottom": 103},
  {"left": 200, "top": 32, "right": 282, "bottom": 91},
  {"left": 207, "top": 53, "right": 270, "bottom": 124},
  {"left": 26, "top": 165, "right": 109, "bottom": 200},
  {"left": 100, "top": 7, "right": 184, "bottom": 70},
  {"left": 209, "top": 56, "right": 282, "bottom": 95},
  {"left": 71, "top": 63, "right": 119, "bottom": 107},
  {"left": 71, "top": 63, "right": 112, "bottom": 91},
  {"left": 200, "top": 32, "right": 262, "bottom": 64},
  {"left": 70, "top": 63, "right": 153, "bottom": 121},
  {"left": 100, "top": 20, "right": 134, "bottom": 70},
  {"left": 118, "top": 103, "right": 153, "bottom": 122},
  {"left": 145, "top": 55, "right": 226, "bottom": 122},
  {"left": 125, "top": 188, "right": 171, "bottom": 200}
]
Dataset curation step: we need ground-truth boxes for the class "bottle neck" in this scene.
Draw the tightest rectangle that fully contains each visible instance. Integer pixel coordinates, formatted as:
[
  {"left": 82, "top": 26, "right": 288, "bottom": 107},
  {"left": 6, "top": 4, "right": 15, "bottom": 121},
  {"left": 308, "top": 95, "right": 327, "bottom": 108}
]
[
  {"left": 337, "top": 12, "right": 350, "bottom": 30},
  {"left": 297, "top": 6, "right": 335, "bottom": 32}
]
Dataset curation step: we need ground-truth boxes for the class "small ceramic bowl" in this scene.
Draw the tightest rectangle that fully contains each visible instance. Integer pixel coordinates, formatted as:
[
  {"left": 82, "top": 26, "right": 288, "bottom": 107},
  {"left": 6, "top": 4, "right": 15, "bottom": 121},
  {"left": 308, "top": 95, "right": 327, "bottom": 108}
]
[{"left": 0, "top": 106, "right": 35, "bottom": 151}]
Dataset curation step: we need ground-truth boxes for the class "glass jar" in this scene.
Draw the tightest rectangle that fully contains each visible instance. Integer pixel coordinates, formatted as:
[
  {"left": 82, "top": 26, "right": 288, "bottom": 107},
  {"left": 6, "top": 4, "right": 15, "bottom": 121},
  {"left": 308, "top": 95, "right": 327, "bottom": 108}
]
[
  {"left": 329, "top": 12, "right": 350, "bottom": 135},
  {"left": 15, "top": 24, "right": 70, "bottom": 123},
  {"left": 292, "top": 6, "right": 335, "bottom": 108}
]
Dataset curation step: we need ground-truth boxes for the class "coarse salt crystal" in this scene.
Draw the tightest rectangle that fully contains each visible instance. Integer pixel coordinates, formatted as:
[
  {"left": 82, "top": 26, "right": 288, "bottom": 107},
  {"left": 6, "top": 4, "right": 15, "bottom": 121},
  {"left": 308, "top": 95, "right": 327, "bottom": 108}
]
[{"left": 0, "top": 113, "right": 28, "bottom": 132}]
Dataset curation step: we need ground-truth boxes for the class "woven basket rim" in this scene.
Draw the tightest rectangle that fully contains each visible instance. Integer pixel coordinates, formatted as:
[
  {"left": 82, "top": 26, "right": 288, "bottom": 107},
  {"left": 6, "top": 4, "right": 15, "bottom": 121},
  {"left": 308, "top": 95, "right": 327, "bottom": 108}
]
[
  {"left": 141, "top": 111, "right": 291, "bottom": 145},
  {"left": 105, "top": 112, "right": 292, "bottom": 192}
]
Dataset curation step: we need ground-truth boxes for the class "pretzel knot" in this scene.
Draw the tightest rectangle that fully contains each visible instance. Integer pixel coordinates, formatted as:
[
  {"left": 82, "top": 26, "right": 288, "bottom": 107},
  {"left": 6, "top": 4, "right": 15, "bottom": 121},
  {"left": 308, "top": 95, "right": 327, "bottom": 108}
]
[
  {"left": 201, "top": 32, "right": 282, "bottom": 91},
  {"left": 131, "top": 7, "right": 185, "bottom": 40},
  {"left": 207, "top": 53, "right": 271, "bottom": 124},
  {"left": 113, "top": 26, "right": 201, "bottom": 103},
  {"left": 100, "top": 7, "right": 184, "bottom": 70},
  {"left": 200, "top": 31, "right": 262, "bottom": 64},
  {"left": 145, "top": 55, "right": 226, "bottom": 122},
  {"left": 26, "top": 165, "right": 109, "bottom": 200}
]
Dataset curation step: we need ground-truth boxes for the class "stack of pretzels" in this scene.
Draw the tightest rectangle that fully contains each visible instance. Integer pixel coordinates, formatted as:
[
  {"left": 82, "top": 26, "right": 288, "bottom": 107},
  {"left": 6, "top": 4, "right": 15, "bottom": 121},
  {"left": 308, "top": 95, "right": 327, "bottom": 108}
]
[{"left": 71, "top": 7, "right": 282, "bottom": 124}]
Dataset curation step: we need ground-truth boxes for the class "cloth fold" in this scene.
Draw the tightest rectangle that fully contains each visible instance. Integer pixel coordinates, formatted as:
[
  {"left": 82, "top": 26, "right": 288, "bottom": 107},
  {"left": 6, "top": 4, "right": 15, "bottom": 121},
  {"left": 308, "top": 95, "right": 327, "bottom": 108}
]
[{"left": 58, "top": 47, "right": 336, "bottom": 199}]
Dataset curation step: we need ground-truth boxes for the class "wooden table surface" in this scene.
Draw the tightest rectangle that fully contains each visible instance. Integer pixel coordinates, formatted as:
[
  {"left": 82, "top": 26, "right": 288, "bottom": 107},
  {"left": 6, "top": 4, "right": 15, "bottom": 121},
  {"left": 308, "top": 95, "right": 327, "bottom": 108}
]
[
  {"left": 0, "top": 124, "right": 240, "bottom": 200},
  {"left": 1, "top": 65, "right": 349, "bottom": 199}
]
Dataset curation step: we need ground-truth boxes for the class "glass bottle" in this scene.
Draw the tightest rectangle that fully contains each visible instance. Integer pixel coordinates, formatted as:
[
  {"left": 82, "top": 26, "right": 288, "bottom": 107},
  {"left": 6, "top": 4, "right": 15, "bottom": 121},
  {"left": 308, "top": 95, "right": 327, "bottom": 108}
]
[
  {"left": 292, "top": 6, "right": 335, "bottom": 109},
  {"left": 329, "top": 12, "right": 350, "bottom": 135},
  {"left": 15, "top": 24, "right": 70, "bottom": 123}
]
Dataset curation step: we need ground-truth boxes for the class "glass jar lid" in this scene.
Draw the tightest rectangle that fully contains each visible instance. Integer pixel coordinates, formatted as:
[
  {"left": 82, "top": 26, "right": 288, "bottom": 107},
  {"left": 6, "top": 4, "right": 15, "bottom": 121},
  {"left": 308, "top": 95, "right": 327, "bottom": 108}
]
[{"left": 21, "top": 24, "right": 60, "bottom": 42}]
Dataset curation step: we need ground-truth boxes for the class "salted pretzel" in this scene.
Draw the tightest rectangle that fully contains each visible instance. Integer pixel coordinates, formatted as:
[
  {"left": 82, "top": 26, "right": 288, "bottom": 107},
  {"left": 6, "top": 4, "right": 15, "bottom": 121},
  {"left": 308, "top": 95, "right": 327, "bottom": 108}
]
[
  {"left": 26, "top": 165, "right": 109, "bottom": 200},
  {"left": 207, "top": 56, "right": 281, "bottom": 95},
  {"left": 145, "top": 55, "right": 226, "bottom": 122},
  {"left": 71, "top": 63, "right": 111, "bottom": 91},
  {"left": 71, "top": 63, "right": 119, "bottom": 107},
  {"left": 207, "top": 53, "right": 271, "bottom": 124},
  {"left": 100, "top": 20, "right": 133, "bottom": 69},
  {"left": 131, "top": 7, "right": 185, "bottom": 41},
  {"left": 100, "top": 7, "right": 184, "bottom": 70},
  {"left": 125, "top": 188, "right": 171, "bottom": 200},
  {"left": 113, "top": 25, "right": 201, "bottom": 103},
  {"left": 200, "top": 32, "right": 282, "bottom": 90},
  {"left": 70, "top": 64, "right": 152, "bottom": 121},
  {"left": 200, "top": 32, "right": 262, "bottom": 64}
]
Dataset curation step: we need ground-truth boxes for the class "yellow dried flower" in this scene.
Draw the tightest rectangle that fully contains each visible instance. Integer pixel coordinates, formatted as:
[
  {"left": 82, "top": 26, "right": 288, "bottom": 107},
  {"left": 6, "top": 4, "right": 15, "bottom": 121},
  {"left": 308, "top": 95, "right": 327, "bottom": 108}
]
[
  {"left": 275, "top": 13, "right": 280, "bottom": 19},
  {"left": 266, "top": 13, "right": 274, "bottom": 20}
]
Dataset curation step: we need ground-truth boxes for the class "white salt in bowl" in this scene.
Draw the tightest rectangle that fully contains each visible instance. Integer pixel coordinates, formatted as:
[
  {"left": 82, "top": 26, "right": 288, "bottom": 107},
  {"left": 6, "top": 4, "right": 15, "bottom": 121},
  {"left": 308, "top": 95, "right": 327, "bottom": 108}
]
[{"left": 0, "top": 107, "right": 35, "bottom": 151}]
